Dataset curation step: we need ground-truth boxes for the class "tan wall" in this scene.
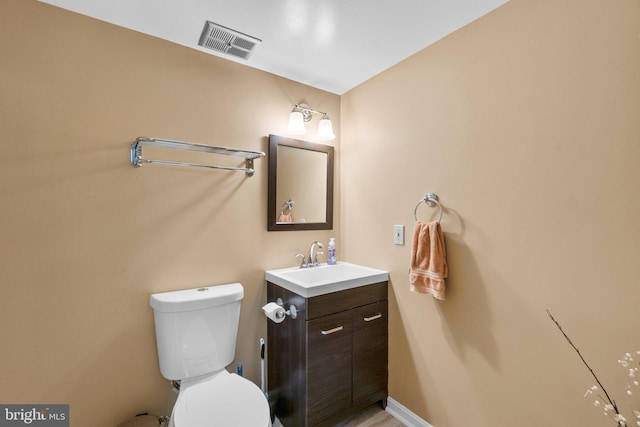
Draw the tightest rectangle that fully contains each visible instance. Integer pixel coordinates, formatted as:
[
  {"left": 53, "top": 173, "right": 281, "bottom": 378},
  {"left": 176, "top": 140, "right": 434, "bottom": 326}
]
[
  {"left": 0, "top": 1, "right": 340, "bottom": 425},
  {"left": 341, "top": 0, "right": 640, "bottom": 425},
  {"left": 3, "top": 0, "right": 640, "bottom": 426}
]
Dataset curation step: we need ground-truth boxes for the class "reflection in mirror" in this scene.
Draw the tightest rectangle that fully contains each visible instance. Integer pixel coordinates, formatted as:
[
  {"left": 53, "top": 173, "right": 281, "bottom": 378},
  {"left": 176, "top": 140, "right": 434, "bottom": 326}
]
[
  {"left": 277, "top": 145, "right": 326, "bottom": 223},
  {"left": 268, "top": 135, "right": 334, "bottom": 231}
]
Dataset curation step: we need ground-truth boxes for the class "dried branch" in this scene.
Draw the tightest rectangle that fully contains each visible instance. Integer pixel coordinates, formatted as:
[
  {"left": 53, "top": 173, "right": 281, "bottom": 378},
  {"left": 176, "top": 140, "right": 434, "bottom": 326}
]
[{"left": 546, "top": 309, "right": 620, "bottom": 415}]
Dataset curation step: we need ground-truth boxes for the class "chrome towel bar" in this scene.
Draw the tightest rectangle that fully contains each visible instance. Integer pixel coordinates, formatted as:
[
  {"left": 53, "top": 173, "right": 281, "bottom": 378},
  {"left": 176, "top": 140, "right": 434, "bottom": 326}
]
[{"left": 130, "top": 137, "right": 265, "bottom": 176}]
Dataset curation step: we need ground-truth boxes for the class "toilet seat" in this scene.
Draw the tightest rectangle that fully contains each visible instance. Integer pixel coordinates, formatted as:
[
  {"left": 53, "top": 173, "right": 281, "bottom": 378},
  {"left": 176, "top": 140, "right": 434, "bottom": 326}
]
[{"left": 171, "top": 370, "right": 271, "bottom": 427}]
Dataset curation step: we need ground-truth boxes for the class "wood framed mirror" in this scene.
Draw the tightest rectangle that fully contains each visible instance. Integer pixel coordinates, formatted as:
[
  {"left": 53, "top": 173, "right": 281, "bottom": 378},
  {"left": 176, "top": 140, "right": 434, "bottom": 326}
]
[{"left": 268, "top": 134, "right": 334, "bottom": 231}]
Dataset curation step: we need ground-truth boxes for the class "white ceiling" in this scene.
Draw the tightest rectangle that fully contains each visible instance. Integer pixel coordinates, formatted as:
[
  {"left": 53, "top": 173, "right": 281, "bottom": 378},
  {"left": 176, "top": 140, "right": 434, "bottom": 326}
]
[{"left": 39, "top": 0, "right": 509, "bottom": 95}]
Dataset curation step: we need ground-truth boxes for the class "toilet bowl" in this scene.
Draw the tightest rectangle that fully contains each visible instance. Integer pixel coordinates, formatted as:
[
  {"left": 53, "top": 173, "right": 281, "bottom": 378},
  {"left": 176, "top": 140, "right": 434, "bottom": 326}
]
[
  {"left": 150, "top": 283, "right": 271, "bottom": 427},
  {"left": 169, "top": 371, "right": 271, "bottom": 427}
]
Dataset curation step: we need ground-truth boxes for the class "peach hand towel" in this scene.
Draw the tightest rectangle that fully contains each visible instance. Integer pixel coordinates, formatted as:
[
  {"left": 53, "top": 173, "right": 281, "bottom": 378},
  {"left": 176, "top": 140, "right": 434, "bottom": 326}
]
[
  {"left": 409, "top": 221, "right": 448, "bottom": 300},
  {"left": 278, "top": 213, "right": 292, "bottom": 222}
]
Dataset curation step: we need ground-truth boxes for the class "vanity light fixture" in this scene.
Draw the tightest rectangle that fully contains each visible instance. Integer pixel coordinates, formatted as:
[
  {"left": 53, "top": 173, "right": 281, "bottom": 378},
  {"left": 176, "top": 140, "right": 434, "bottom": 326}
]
[{"left": 287, "top": 103, "right": 336, "bottom": 141}]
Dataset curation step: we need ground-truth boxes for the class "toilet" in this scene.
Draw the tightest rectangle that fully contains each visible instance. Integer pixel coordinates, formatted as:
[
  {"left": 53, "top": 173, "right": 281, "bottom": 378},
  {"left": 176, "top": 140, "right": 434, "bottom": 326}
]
[{"left": 150, "top": 283, "right": 271, "bottom": 427}]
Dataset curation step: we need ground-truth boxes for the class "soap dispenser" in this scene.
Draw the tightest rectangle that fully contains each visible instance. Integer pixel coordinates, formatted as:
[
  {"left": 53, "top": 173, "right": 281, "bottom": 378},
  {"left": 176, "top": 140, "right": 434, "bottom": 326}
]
[{"left": 327, "top": 238, "right": 337, "bottom": 265}]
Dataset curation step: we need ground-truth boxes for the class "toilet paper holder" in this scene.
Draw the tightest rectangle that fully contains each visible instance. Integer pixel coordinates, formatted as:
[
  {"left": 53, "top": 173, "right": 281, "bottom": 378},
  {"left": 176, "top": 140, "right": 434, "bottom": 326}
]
[
  {"left": 262, "top": 299, "right": 298, "bottom": 323},
  {"left": 276, "top": 298, "right": 298, "bottom": 319}
]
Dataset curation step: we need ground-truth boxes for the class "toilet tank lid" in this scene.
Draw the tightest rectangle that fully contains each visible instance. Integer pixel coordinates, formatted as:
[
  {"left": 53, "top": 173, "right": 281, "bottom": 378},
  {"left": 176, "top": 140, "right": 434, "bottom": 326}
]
[{"left": 150, "top": 283, "right": 244, "bottom": 313}]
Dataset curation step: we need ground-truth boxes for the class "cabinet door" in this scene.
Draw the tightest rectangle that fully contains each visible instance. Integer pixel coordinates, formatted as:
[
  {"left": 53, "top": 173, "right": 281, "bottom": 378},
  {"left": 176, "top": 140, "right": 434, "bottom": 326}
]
[
  {"left": 352, "top": 301, "right": 388, "bottom": 407},
  {"left": 306, "top": 311, "right": 352, "bottom": 426}
]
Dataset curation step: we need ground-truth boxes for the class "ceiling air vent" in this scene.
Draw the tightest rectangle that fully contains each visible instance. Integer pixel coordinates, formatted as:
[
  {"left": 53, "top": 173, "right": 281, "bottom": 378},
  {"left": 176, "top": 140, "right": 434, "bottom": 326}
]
[{"left": 198, "top": 21, "right": 261, "bottom": 60}]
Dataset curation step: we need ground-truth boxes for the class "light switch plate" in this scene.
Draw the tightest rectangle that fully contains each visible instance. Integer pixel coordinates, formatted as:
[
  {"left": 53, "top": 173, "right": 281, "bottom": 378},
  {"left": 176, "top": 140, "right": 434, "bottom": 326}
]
[{"left": 394, "top": 225, "right": 404, "bottom": 245}]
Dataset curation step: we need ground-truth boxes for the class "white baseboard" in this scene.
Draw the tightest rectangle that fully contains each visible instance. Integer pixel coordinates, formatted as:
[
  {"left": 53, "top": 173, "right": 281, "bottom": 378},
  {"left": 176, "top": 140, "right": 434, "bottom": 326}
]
[{"left": 386, "top": 397, "right": 434, "bottom": 427}]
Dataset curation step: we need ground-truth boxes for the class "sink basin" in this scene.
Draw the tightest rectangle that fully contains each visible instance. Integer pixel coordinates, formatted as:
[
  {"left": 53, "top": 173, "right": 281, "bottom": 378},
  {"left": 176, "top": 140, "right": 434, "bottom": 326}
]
[{"left": 265, "top": 262, "right": 389, "bottom": 298}]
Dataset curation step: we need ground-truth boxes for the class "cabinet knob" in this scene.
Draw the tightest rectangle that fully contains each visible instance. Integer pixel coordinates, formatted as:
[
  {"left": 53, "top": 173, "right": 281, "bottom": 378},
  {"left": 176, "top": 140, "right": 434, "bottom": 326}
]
[{"left": 363, "top": 313, "right": 382, "bottom": 322}]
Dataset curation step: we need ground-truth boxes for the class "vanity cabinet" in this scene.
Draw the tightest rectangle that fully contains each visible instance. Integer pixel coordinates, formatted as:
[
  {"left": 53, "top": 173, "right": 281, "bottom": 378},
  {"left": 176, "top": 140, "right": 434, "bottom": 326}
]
[{"left": 266, "top": 281, "right": 388, "bottom": 427}]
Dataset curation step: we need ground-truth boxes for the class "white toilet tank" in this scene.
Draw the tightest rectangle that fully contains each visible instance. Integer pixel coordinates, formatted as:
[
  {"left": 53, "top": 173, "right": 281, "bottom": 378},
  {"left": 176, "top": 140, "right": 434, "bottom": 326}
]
[{"left": 149, "top": 283, "right": 243, "bottom": 381}]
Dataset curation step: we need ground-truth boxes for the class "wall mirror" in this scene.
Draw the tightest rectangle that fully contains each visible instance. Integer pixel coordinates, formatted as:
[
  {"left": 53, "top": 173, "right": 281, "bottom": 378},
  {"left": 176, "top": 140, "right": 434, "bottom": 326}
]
[{"left": 268, "top": 134, "right": 334, "bottom": 231}]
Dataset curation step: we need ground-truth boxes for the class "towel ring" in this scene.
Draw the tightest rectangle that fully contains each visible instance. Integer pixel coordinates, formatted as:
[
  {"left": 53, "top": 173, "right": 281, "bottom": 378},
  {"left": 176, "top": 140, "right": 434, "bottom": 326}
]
[
  {"left": 281, "top": 199, "right": 294, "bottom": 216},
  {"left": 414, "top": 192, "right": 443, "bottom": 223}
]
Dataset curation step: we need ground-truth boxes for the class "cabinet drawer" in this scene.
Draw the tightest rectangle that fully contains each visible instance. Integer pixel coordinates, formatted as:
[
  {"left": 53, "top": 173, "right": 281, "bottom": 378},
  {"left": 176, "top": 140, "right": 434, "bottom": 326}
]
[
  {"left": 306, "top": 311, "right": 352, "bottom": 426},
  {"left": 306, "top": 282, "right": 387, "bottom": 320}
]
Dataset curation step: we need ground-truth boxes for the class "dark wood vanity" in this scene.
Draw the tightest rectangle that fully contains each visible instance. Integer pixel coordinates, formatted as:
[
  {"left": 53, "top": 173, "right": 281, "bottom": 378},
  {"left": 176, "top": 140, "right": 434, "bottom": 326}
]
[{"left": 266, "top": 281, "right": 388, "bottom": 427}]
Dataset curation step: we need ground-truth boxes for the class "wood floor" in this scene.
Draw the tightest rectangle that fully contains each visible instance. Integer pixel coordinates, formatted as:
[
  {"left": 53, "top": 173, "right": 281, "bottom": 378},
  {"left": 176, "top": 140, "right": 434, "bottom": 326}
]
[
  {"left": 273, "top": 405, "right": 406, "bottom": 427},
  {"left": 342, "top": 405, "right": 406, "bottom": 427}
]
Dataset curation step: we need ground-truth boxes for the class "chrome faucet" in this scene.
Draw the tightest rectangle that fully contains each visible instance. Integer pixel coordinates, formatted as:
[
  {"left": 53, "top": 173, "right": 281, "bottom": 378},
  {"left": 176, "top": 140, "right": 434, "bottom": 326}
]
[
  {"left": 295, "top": 253, "right": 306, "bottom": 268},
  {"left": 307, "top": 241, "right": 324, "bottom": 267}
]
